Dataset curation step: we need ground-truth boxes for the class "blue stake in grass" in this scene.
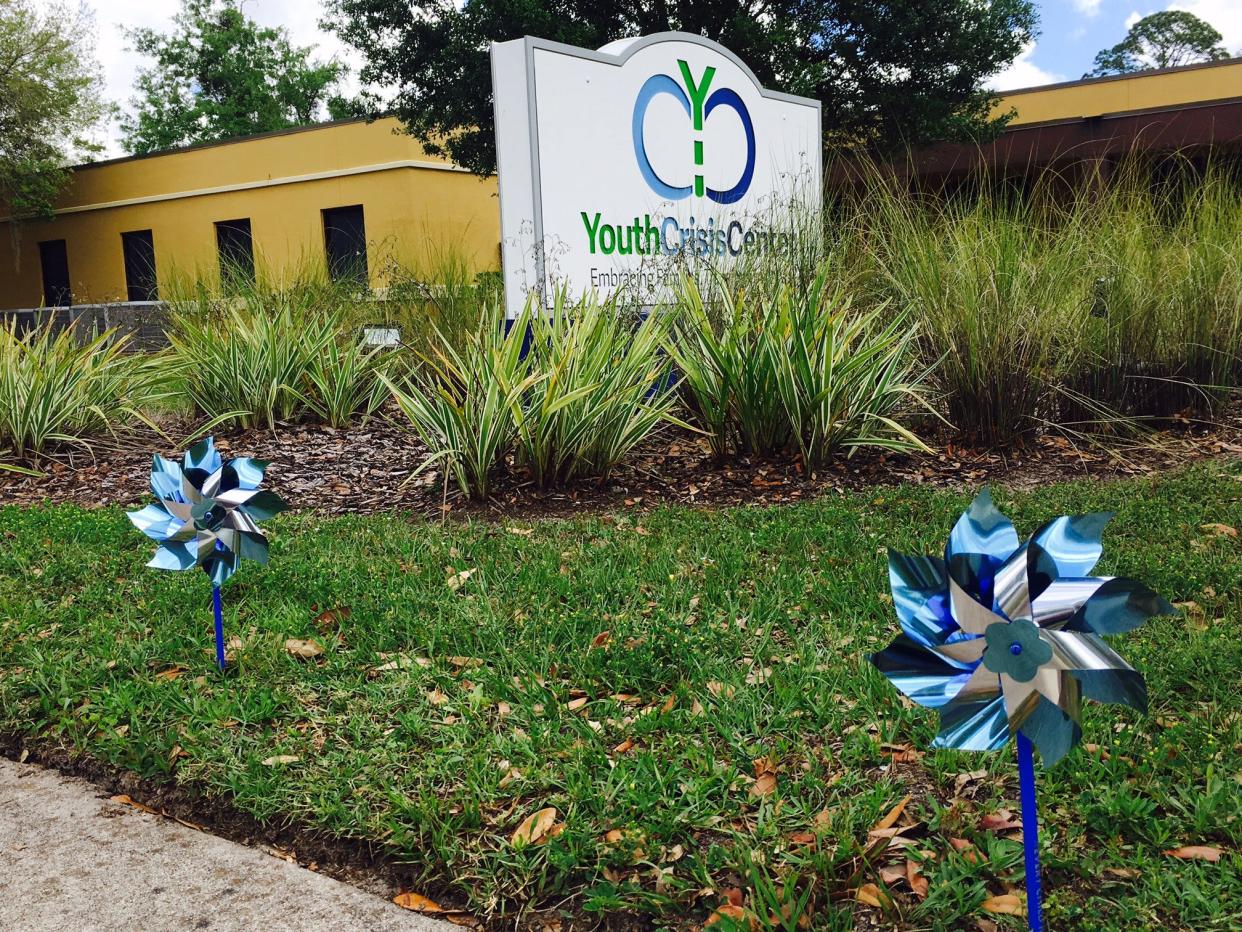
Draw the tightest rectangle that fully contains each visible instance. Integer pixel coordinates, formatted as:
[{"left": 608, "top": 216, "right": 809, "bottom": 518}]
[
  {"left": 868, "top": 490, "right": 1175, "bottom": 929},
  {"left": 128, "top": 437, "right": 287, "bottom": 671}
]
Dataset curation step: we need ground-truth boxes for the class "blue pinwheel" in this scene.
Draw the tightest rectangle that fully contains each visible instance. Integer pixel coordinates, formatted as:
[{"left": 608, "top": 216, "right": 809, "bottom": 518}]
[
  {"left": 870, "top": 490, "right": 1174, "bottom": 930},
  {"left": 128, "top": 437, "right": 286, "bottom": 669}
]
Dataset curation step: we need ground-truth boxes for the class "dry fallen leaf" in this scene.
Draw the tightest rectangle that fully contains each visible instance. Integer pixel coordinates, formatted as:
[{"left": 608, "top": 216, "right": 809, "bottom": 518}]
[
  {"left": 312, "top": 606, "right": 351, "bottom": 631},
  {"left": 981, "top": 894, "right": 1024, "bottom": 916},
  {"left": 979, "top": 810, "right": 1022, "bottom": 832},
  {"left": 110, "top": 794, "right": 159, "bottom": 815},
  {"left": 749, "top": 773, "right": 777, "bottom": 798},
  {"left": 590, "top": 630, "right": 612, "bottom": 648},
  {"left": 705, "top": 904, "right": 750, "bottom": 927},
  {"left": 855, "top": 883, "right": 890, "bottom": 909},
  {"left": 1104, "top": 867, "right": 1141, "bottom": 880},
  {"left": 512, "top": 807, "right": 559, "bottom": 846},
  {"left": 906, "top": 859, "right": 929, "bottom": 899},
  {"left": 284, "top": 638, "right": 325, "bottom": 660},
  {"left": 1200, "top": 523, "right": 1238, "bottom": 538},
  {"left": 446, "top": 568, "right": 476, "bottom": 591},
  {"left": 261, "top": 755, "right": 299, "bottom": 766},
  {"left": 566, "top": 696, "right": 589, "bottom": 711},
  {"left": 1164, "top": 845, "right": 1223, "bottom": 862},
  {"left": 393, "top": 892, "right": 446, "bottom": 913},
  {"left": 427, "top": 688, "right": 449, "bottom": 706},
  {"left": 872, "top": 794, "right": 911, "bottom": 832}
]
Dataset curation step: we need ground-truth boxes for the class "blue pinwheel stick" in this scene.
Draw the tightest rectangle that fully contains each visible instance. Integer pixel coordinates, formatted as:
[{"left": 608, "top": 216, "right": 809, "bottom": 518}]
[
  {"left": 870, "top": 490, "right": 1174, "bottom": 930},
  {"left": 128, "top": 438, "right": 287, "bottom": 671}
]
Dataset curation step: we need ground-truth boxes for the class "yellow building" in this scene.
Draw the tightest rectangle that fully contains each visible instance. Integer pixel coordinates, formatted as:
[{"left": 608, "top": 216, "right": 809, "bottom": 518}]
[{"left": 0, "top": 116, "right": 500, "bottom": 312}]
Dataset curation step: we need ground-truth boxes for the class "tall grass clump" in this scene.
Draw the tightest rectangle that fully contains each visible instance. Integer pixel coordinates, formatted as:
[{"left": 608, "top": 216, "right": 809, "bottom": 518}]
[
  {"left": 384, "top": 302, "right": 534, "bottom": 500},
  {"left": 667, "top": 268, "right": 933, "bottom": 466},
  {"left": 0, "top": 321, "right": 164, "bottom": 462},
  {"left": 869, "top": 182, "right": 1092, "bottom": 444},
  {"left": 515, "top": 292, "right": 681, "bottom": 488},
  {"left": 1066, "top": 166, "right": 1242, "bottom": 422}
]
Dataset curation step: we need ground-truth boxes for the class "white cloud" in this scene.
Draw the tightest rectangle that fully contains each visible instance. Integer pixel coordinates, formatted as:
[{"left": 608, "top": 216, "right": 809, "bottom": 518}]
[
  {"left": 1169, "top": 1, "right": 1242, "bottom": 52},
  {"left": 1073, "top": 0, "right": 1104, "bottom": 16},
  {"left": 35, "top": 0, "right": 361, "bottom": 157},
  {"left": 985, "top": 43, "right": 1066, "bottom": 91}
]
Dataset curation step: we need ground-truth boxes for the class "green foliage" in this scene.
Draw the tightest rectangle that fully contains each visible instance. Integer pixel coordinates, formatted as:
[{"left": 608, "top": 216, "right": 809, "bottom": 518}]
[
  {"left": 867, "top": 182, "right": 1092, "bottom": 444},
  {"left": 0, "top": 320, "right": 164, "bottom": 462},
  {"left": 2, "top": 464, "right": 1240, "bottom": 926},
  {"left": 122, "top": 0, "right": 349, "bottom": 154},
  {"left": 168, "top": 302, "right": 338, "bottom": 430},
  {"left": 668, "top": 270, "right": 933, "bottom": 465},
  {"left": 515, "top": 293, "right": 680, "bottom": 488},
  {"left": 0, "top": 0, "right": 107, "bottom": 220},
  {"left": 384, "top": 302, "right": 533, "bottom": 500},
  {"left": 387, "top": 295, "right": 680, "bottom": 497},
  {"left": 294, "top": 337, "right": 392, "bottom": 429},
  {"left": 1075, "top": 170, "right": 1242, "bottom": 421},
  {"left": 1089, "top": 11, "right": 1229, "bottom": 77},
  {"left": 321, "top": 0, "right": 1037, "bottom": 176}
]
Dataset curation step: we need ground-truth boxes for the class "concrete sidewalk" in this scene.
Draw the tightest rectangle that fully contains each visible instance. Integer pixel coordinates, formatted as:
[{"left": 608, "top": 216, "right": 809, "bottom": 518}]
[{"left": 0, "top": 758, "right": 448, "bottom": 932}]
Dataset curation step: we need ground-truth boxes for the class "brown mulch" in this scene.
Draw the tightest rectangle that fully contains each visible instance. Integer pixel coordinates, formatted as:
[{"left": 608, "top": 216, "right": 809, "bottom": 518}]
[{"left": 2, "top": 400, "right": 1240, "bottom": 518}]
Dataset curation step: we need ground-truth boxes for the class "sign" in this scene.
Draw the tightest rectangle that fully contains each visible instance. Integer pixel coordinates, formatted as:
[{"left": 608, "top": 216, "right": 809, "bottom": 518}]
[{"left": 491, "top": 32, "right": 822, "bottom": 318}]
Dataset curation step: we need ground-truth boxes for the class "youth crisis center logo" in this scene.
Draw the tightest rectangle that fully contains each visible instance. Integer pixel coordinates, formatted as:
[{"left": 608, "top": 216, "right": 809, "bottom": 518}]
[
  {"left": 632, "top": 59, "right": 756, "bottom": 204},
  {"left": 578, "top": 53, "right": 792, "bottom": 271}
]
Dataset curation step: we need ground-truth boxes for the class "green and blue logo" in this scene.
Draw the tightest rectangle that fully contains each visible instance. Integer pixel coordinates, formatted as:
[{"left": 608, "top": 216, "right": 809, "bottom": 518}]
[{"left": 632, "top": 59, "right": 756, "bottom": 204}]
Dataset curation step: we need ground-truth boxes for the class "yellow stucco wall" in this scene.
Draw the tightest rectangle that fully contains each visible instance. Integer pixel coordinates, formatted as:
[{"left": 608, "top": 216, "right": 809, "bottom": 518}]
[
  {"left": 0, "top": 117, "right": 500, "bottom": 310},
  {"left": 998, "top": 58, "right": 1242, "bottom": 126}
]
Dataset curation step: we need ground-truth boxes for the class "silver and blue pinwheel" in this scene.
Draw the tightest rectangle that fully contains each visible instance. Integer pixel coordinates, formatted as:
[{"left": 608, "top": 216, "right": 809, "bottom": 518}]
[
  {"left": 128, "top": 437, "right": 287, "bottom": 669},
  {"left": 869, "top": 490, "right": 1174, "bottom": 931}
]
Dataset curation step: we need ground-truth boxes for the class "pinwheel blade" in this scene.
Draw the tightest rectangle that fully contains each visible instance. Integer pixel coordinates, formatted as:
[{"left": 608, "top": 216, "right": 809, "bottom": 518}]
[
  {"left": 927, "top": 664, "right": 1007, "bottom": 751},
  {"left": 947, "top": 489, "right": 1019, "bottom": 563},
  {"left": 871, "top": 634, "right": 976, "bottom": 709},
  {"left": 127, "top": 503, "right": 182, "bottom": 541},
  {"left": 1063, "top": 577, "right": 1176, "bottom": 635}
]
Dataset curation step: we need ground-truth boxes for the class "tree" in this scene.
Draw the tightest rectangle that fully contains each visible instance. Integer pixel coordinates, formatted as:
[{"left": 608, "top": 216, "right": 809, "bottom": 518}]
[
  {"left": 1089, "top": 11, "right": 1228, "bottom": 77},
  {"left": 321, "top": 0, "right": 1038, "bottom": 177},
  {"left": 121, "top": 0, "right": 352, "bottom": 155},
  {"left": 0, "top": 0, "right": 107, "bottom": 221}
]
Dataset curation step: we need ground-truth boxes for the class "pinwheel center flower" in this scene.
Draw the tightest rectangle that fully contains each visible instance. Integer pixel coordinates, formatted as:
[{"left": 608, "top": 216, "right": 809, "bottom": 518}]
[
  {"left": 981, "top": 618, "right": 1052, "bottom": 683},
  {"left": 191, "top": 499, "right": 227, "bottom": 532}
]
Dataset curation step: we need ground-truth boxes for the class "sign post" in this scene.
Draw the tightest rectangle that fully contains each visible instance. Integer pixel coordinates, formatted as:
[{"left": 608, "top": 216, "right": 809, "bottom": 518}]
[{"left": 491, "top": 32, "right": 822, "bottom": 318}]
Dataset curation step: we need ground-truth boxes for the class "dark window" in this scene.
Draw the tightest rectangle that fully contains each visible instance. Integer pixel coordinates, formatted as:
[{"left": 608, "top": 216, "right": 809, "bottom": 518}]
[
  {"left": 38, "top": 239, "right": 72, "bottom": 307},
  {"left": 322, "top": 205, "right": 368, "bottom": 284},
  {"left": 215, "top": 218, "right": 255, "bottom": 289},
  {"left": 121, "top": 229, "right": 158, "bottom": 302}
]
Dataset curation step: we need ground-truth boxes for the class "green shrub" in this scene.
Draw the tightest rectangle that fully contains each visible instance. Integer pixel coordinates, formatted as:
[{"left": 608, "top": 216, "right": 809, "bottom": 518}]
[
  {"left": 515, "top": 292, "right": 682, "bottom": 488},
  {"left": 294, "top": 337, "right": 393, "bottom": 429},
  {"left": 0, "top": 320, "right": 164, "bottom": 462},
  {"left": 385, "top": 303, "right": 534, "bottom": 500},
  {"left": 668, "top": 269, "right": 933, "bottom": 466},
  {"left": 168, "top": 301, "right": 337, "bottom": 430}
]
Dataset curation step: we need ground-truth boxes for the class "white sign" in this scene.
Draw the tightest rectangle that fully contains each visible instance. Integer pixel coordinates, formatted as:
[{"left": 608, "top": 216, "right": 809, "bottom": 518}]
[{"left": 491, "top": 32, "right": 822, "bottom": 318}]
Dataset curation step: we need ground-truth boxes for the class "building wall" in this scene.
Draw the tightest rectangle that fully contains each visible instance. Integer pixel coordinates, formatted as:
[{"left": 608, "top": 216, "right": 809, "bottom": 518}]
[
  {"left": 0, "top": 118, "right": 501, "bottom": 311},
  {"left": 998, "top": 58, "right": 1242, "bottom": 126}
]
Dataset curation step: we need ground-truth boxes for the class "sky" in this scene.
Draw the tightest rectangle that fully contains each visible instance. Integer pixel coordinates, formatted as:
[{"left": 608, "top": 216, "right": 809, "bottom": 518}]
[{"left": 44, "top": 0, "right": 1242, "bottom": 156}]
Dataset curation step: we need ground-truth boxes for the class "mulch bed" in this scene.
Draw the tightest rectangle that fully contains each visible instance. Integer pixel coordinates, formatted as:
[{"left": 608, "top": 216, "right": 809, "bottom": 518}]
[{"left": 2, "top": 399, "right": 1240, "bottom": 518}]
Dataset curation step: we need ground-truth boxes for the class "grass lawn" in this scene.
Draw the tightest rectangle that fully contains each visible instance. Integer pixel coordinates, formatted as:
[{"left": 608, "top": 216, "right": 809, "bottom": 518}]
[{"left": 1, "top": 463, "right": 1240, "bottom": 929}]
